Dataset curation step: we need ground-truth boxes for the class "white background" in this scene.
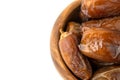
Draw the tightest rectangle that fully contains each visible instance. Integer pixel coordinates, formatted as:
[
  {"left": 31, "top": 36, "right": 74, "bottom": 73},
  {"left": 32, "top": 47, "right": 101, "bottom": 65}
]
[{"left": 0, "top": 0, "right": 74, "bottom": 80}]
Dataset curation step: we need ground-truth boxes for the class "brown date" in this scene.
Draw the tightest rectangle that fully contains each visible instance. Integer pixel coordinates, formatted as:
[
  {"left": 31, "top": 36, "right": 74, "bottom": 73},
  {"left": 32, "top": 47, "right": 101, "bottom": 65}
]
[
  {"left": 79, "top": 27, "right": 120, "bottom": 63},
  {"left": 81, "top": 0, "right": 120, "bottom": 18},
  {"left": 66, "top": 22, "right": 82, "bottom": 37},
  {"left": 82, "top": 16, "right": 120, "bottom": 31},
  {"left": 59, "top": 32, "right": 92, "bottom": 80},
  {"left": 92, "top": 66, "right": 120, "bottom": 80}
]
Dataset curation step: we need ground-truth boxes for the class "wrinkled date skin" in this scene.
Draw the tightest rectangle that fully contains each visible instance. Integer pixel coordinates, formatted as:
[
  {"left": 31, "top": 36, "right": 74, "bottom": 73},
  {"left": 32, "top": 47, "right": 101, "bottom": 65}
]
[
  {"left": 59, "top": 32, "right": 92, "bottom": 80},
  {"left": 82, "top": 16, "right": 120, "bottom": 31},
  {"left": 92, "top": 66, "right": 120, "bottom": 80},
  {"left": 66, "top": 22, "right": 82, "bottom": 37},
  {"left": 79, "top": 27, "right": 120, "bottom": 62},
  {"left": 81, "top": 0, "right": 120, "bottom": 18}
]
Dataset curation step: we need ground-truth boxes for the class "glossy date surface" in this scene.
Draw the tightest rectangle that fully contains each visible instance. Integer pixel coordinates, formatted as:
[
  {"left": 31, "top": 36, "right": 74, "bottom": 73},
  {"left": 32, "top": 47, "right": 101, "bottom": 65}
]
[
  {"left": 79, "top": 27, "right": 120, "bottom": 62},
  {"left": 82, "top": 16, "right": 120, "bottom": 31},
  {"left": 81, "top": 0, "right": 120, "bottom": 18},
  {"left": 59, "top": 32, "right": 92, "bottom": 80},
  {"left": 92, "top": 66, "right": 120, "bottom": 80}
]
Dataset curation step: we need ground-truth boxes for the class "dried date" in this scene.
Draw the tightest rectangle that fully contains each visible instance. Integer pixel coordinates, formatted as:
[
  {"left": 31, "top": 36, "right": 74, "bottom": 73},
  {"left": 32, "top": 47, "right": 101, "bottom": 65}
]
[
  {"left": 79, "top": 27, "right": 120, "bottom": 62},
  {"left": 82, "top": 16, "right": 120, "bottom": 31},
  {"left": 81, "top": 0, "right": 120, "bottom": 18},
  {"left": 59, "top": 32, "right": 92, "bottom": 80},
  {"left": 92, "top": 66, "right": 120, "bottom": 80}
]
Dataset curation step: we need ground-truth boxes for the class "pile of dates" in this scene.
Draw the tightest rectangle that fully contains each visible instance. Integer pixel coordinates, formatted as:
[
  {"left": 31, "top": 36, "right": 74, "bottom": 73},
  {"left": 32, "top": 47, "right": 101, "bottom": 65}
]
[{"left": 59, "top": 0, "right": 120, "bottom": 80}]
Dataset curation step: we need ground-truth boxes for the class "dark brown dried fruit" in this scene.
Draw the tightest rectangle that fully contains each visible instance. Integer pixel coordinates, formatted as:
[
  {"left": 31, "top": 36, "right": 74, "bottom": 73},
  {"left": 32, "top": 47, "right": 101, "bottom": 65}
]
[
  {"left": 81, "top": 0, "right": 120, "bottom": 18},
  {"left": 92, "top": 66, "right": 120, "bottom": 80},
  {"left": 59, "top": 32, "right": 92, "bottom": 80},
  {"left": 82, "top": 16, "right": 120, "bottom": 31},
  {"left": 66, "top": 22, "right": 82, "bottom": 36},
  {"left": 79, "top": 27, "right": 120, "bottom": 62}
]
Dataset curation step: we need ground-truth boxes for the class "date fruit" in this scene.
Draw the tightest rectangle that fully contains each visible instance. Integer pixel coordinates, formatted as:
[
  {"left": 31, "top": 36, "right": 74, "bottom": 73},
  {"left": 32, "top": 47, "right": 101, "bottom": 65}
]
[
  {"left": 92, "top": 66, "right": 120, "bottom": 80},
  {"left": 79, "top": 27, "right": 120, "bottom": 62},
  {"left": 81, "top": 0, "right": 120, "bottom": 18},
  {"left": 59, "top": 32, "right": 92, "bottom": 80},
  {"left": 82, "top": 16, "right": 120, "bottom": 31},
  {"left": 66, "top": 22, "right": 82, "bottom": 37}
]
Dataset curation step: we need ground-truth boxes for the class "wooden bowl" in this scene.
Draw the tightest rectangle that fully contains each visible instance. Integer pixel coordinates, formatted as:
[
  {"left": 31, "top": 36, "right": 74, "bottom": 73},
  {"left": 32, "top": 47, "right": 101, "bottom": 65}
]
[{"left": 50, "top": 0, "right": 81, "bottom": 80}]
